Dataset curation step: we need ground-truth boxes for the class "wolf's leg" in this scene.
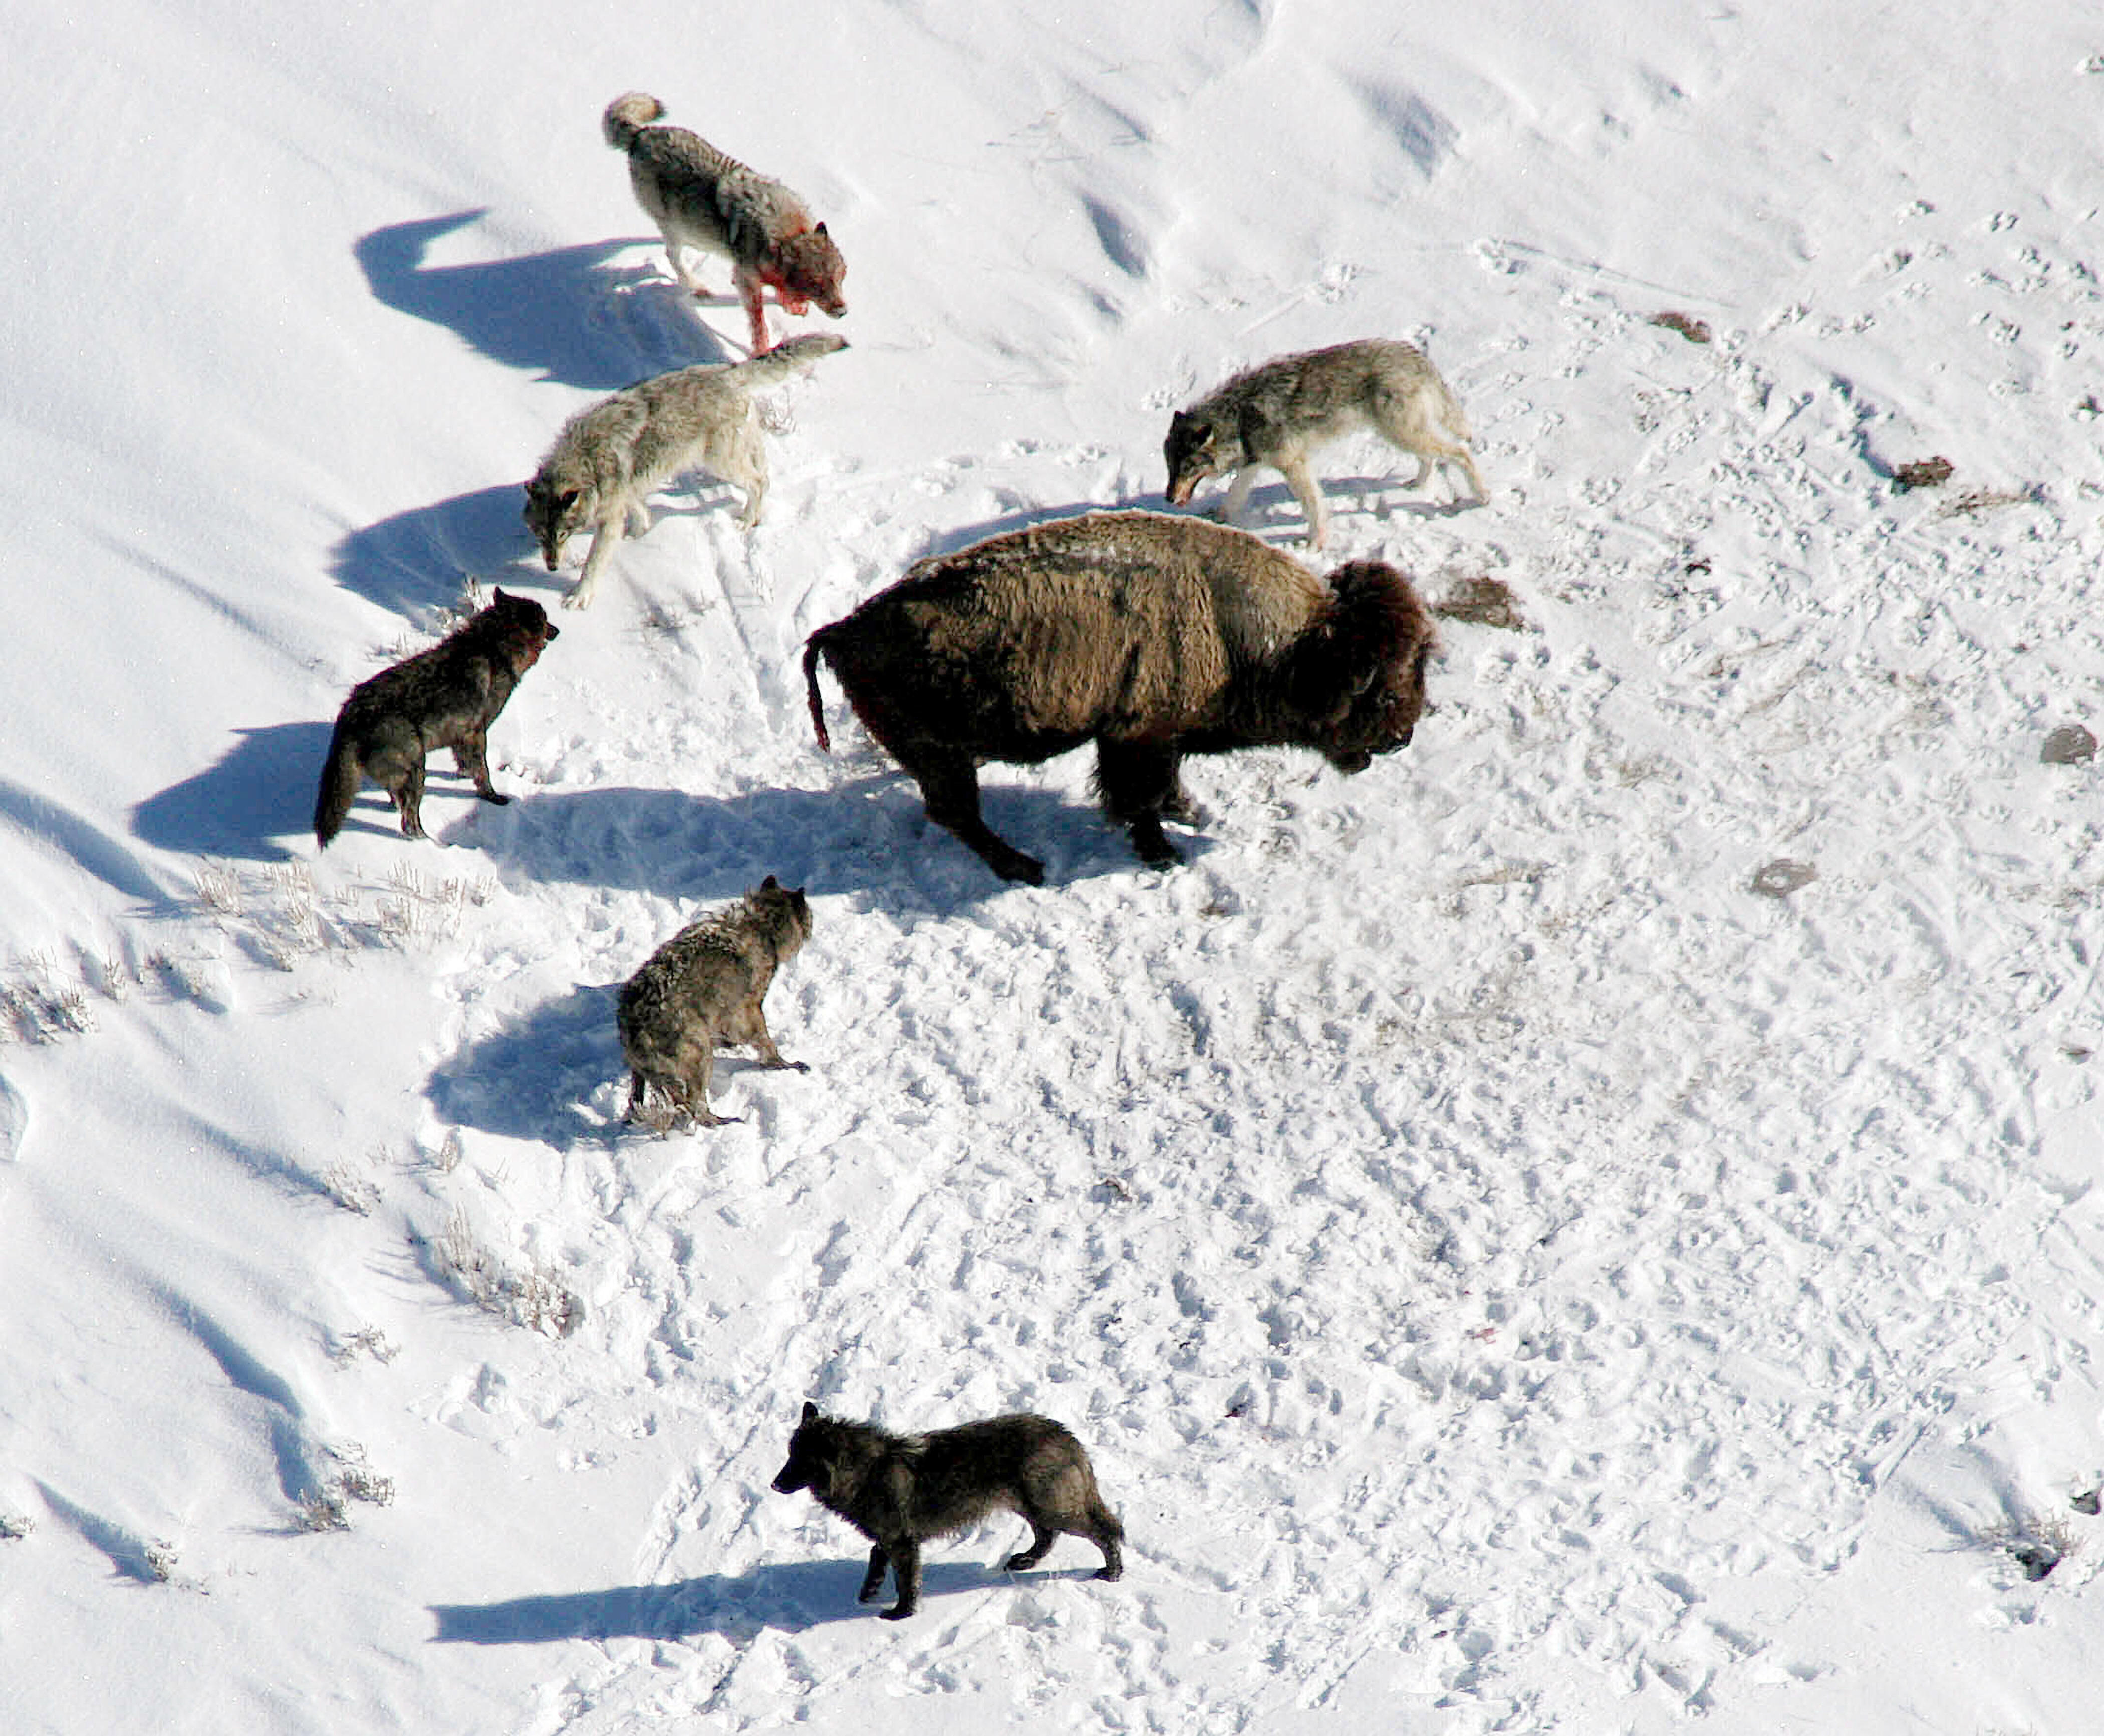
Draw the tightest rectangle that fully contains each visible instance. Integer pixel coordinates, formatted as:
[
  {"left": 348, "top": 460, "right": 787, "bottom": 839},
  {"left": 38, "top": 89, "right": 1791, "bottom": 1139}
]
[
  {"left": 625, "top": 498, "right": 652, "bottom": 537},
  {"left": 388, "top": 759, "right": 430, "bottom": 840},
  {"left": 880, "top": 1540, "right": 921, "bottom": 1619},
  {"left": 659, "top": 228, "right": 710, "bottom": 295},
  {"left": 677, "top": 1038, "right": 735, "bottom": 1127},
  {"left": 1005, "top": 1523, "right": 1057, "bottom": 1572},
  {"left": 564, "top": 516, "right": 627, "bottom": 610},
  {"left": 1276, "top": 454, "right": 1330, "bottom": 549},
  {"left": 624, "top": 1071, "right": 650, "bottom": 1122},
  {"left": 858, "top": 1544, "right": 889, "bottom": 1603},
  {"left": 735, "top": 267, "right": 774, "bottom": 354},
  {"left": 1219, "top": 467, "right": 1257, "bottom": 525},
  {"left": 452, "top": 732, "right": 509, "bottom": 805}
]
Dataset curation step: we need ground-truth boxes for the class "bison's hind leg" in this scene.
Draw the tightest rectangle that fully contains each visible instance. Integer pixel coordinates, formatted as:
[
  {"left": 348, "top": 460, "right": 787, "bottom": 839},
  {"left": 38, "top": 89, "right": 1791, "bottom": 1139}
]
[{"left": 1095, "top": 741, "right": 1188, "bottom": 869}]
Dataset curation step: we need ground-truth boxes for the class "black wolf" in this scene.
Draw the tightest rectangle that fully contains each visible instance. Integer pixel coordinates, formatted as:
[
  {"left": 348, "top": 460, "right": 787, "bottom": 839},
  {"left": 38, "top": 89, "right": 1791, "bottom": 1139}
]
[
  {"left": 313, "top": 588, "right": 557, "bottom": 847},
  {"left": 770, "top": 1404, "right": 1124, "bottom": 1619}
]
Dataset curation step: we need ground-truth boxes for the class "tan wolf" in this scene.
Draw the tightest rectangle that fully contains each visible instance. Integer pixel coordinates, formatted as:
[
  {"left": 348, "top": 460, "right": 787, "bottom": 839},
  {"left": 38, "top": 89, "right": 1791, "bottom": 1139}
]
[
  {"left": 1164, "top": 338, "right": 1486, "bottom": 548},
  {"left": 771, "top": 1404, "right": 1125, "bottom": 1620},
  {"left": 603, "top": 91, "right": 847, "bottom": 355},
  {"left": 522, "top": 332, "right": 847, "bottom": 610},
  {"left": 617, "top": 877, "right": 813, "bottom": 1129},
  {"left": 313, "top": 588, "right": 557, "bottom": 847}
]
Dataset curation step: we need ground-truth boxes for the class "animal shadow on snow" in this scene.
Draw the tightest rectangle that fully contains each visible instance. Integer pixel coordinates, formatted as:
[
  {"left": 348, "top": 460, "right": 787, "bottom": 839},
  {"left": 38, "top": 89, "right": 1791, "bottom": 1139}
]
[
  {"left": 355, "top": 209, "right": 727, "bottom": 391},
  {"left": 496, "top": 779, "right": 1180, "bottom": 902},
  {"left": 425, "top": 981, "right": 622, "bottom": 1145},
  {"left": 132, "top": 722, "right": 336, "bottom": 863},
  {"left": 430, "top": 1556, "right": 1099, "bottom": 1643},
  {"left": 328, "top": 481, "right": 552, "bottom": 620}
]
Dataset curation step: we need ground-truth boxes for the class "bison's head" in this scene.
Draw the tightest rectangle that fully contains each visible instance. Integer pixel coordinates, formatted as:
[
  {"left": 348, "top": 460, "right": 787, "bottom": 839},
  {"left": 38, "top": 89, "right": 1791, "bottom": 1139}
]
[{"left": 1286, "top": 561, "right": 1436, "bottom": 771}]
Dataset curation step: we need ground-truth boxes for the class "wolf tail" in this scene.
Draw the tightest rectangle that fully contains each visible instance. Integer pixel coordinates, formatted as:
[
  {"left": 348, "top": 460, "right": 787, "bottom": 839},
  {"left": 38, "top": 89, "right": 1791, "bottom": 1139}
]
[
  {"left": 602, "top": 91, "right": 667, "bottom": 152},
  {"left": 734, "top": 332, "right": 849, "bottom": 389},
  {"left": 802, "top": 631, "right": 833, "bottom": 753},
  {"left": 313, "top": 718, "right": 363, "bottom": 848}
]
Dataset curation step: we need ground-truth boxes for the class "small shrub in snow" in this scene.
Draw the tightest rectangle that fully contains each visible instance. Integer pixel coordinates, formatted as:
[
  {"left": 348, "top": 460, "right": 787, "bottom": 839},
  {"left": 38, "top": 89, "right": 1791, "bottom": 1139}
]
[
  {"left": 422, "top": 1208, "right": 582, "bottom": 1339},
  {"left": 0, "top": 1511, "right": 33, "bottom": 1541},
  {"left": 143, "top": 1539, "right": 179, "bottom": 1583},
  {"left": 1893, "top": 456, "right": 1954, "bottom": 491}
]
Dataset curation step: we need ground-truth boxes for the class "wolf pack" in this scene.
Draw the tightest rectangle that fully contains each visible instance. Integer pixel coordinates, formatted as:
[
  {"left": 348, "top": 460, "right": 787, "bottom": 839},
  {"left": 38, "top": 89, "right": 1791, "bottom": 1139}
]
[{"left": 312, "top": 93, "right": 1484, "bottom": 1618}]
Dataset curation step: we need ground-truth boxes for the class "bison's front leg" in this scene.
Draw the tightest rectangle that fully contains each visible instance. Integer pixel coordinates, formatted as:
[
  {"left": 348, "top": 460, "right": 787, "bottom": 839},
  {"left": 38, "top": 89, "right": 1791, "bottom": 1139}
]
[
  {"left": 1095, "top": 739, "right": 1188, "bottom": 869},
  {"left": 906, "top": 744, "right": 1046, "bottom": 885}
]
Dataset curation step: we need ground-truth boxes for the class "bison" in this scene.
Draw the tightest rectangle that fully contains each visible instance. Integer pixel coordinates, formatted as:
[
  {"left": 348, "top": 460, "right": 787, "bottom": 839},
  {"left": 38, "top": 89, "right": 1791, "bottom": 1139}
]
[{"left": 801, "top": 510, "right": 1434, "bottom": 883}]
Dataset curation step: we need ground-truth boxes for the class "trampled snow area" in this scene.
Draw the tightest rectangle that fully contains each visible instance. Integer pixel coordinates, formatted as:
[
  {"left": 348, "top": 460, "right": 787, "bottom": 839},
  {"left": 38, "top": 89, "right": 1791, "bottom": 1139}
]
[{"left": 5, "top": 2, "right": 2104, "bottom": 1729}]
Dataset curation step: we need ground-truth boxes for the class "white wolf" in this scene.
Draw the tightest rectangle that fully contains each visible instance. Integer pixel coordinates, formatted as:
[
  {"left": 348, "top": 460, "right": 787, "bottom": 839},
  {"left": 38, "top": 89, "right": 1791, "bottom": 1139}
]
[
  {"left": 603, "top": 92, "right": 847, "bottom": 356},
  {"left": 1164, "top": 338, "right": 1486, "bottom": 548},
  {"left": 522, "top": 333, "right": 846, "bottom": 610}
]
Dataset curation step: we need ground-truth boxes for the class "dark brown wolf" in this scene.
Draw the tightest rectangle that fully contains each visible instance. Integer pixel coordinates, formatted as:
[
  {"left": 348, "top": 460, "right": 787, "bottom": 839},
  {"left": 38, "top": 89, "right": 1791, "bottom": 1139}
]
[
  {"left": 603, "top": 92, "right": 847, "bottom": 355},
  {"left": 803, "top": 511, "right": 1435, "bottom": 883},
  {"left": 617, "top": 877, "right": 813, "bottom": 1129},
  {"left": 770, "top": 1403, "right": 1124, "bottom": 1620},
  {"left": 313, "top": 588, "right": 557, "bottom": 847}
]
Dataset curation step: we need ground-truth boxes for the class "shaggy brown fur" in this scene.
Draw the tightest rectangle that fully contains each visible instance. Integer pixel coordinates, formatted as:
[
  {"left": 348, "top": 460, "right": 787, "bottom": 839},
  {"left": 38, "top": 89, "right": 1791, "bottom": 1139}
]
[
  {"left": 771, "top": 1404, "right": 1124, "bottom": 1620},
  {"left": 802, "top": 511, "right": 1435, "bottom": 883},
  {"left": 617, "top": 877, "right": 813, "bottom": 1129},
  {"left": 313, "top": 589, "right": 557, "bottom": 847}
]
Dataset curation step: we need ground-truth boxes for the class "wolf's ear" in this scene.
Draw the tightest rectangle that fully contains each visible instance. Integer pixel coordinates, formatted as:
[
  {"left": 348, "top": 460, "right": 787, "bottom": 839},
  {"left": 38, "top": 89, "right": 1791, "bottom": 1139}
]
[
  {"left": 801, "top": 1401, "right": 819, "bottom": 1423},
  {"left": 493, "top": 587, "right": 510, "bottom": 605},
  {"left": 762, "top": 873, "right": 780, "bottom": 890},
  {"left": 815, "top": 221, "right": 828, "bottom": 236},
  {"left": 1169, "top": 409, "right": 1192, "bottom": 432}
]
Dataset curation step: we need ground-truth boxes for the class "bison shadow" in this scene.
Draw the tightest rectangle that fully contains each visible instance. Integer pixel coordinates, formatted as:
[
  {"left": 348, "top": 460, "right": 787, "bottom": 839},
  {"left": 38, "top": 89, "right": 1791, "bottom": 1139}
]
[
  {"left": 430, "top": 1556, "right": 1097, "bottom": 1643},
  {"left": 355, "top": 209, "right": 725, "bottom": 390},
  {"left": 131, "top": 722, "right": 335, "bottom": 864},
  {"left": 485, "top": 777, "right": 1192, "bottom": 903}
]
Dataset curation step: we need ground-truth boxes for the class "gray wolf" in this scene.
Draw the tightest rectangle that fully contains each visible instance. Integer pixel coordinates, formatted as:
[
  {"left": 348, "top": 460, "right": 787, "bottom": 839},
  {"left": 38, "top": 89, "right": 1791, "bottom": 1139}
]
[
  {"left": 770, "top": 1403, "right": 1124, "bottom": 1620},
  {"left": 314, "top": 588, "right": 557, "bottom": 847},
  {"left": 803, "top": 511, "right": 1435, "bottom": 884},
  {"left": 603, "top": 92, "right": 847, "bottom": 356},
  {"left": 617, "top": 876, "right": 813, "bottom": 1128},
  {"left": 523, "top": 332, "right": 847, "bottom": 610},
  {"left": 1164, "top": 338, "right": 1485, "bottom": 548}
]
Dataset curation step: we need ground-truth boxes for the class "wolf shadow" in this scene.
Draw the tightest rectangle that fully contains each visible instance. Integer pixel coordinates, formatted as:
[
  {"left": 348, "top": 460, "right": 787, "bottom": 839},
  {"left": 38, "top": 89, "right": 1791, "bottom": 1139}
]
[
  {"left": 429, "top": 1557, "right": 1064, "bottom": 1643},
  {"left": 355, "top": 209, "right": 725, "bottom": 390},
  {"left": 131, "top": 722, "right": 334, "bottom": 863}
]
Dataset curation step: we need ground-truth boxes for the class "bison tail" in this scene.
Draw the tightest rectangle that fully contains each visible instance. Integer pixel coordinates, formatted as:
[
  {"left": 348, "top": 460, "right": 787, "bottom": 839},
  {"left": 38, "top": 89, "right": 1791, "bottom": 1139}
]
[
  {"left": 802, "top": 631, "right": 833, "bottom": 753},
  {"left": 313, "top": 718, "right": 363, "bottom": 848}
]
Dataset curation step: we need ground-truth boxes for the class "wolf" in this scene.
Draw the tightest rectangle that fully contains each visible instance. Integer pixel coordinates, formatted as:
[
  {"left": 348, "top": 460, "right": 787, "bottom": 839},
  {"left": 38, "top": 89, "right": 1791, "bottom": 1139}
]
[
  {"left": 523, "top": 332, "right": 847, "bottom": 610},
  {"left": 1164, "top": 338, "right": 1486, "bottom": 548},
  {"left": 804, "top": 511, "right": 1434, "bottom": 883},
  {"left": 771, "top": 1404, "right": 1125, "bottom": 1620},
  {"left": 313, "top": 588, "right": 557, "bottom": 847},
  {"left": 617, "top": 876, "right": 813, "bottom": 1129},
  {"left": 603, "top": 91, "right": 847, "bottom": 355}
]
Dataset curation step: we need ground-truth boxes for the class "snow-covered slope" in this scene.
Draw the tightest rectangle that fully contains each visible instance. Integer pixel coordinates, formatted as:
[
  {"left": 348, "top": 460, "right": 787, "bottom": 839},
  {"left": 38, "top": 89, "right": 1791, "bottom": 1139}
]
[{"left": 5, "top": 3, "right": 2103, "bottom": 1730}]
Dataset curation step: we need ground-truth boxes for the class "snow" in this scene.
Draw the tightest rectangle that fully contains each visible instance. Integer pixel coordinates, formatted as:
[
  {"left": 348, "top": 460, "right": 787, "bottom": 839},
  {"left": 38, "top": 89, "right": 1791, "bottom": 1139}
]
[{"left": 5, "top": 1, "right": 2104, "bottom": 1730}]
